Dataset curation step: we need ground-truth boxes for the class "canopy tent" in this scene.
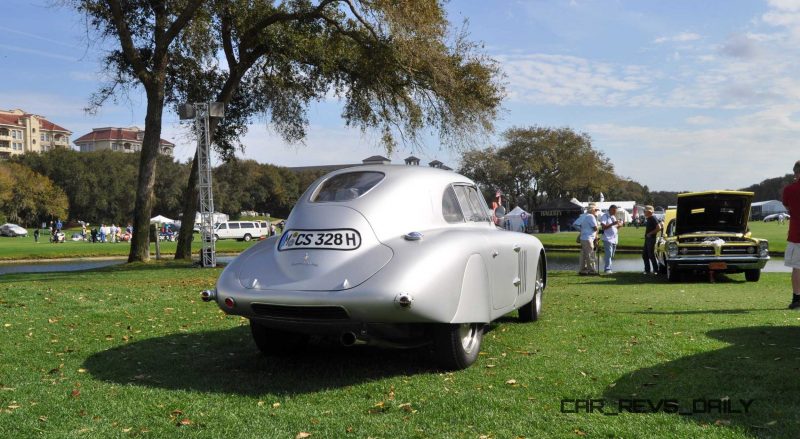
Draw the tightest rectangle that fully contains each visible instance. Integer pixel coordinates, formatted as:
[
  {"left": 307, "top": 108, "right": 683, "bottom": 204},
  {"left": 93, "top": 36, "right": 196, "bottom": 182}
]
[
  {"left": 504, "top": 206, "right": 531, "bottom": 232},
  {"left": 150, "top": 215, "right": 174, "bottom": 224}
]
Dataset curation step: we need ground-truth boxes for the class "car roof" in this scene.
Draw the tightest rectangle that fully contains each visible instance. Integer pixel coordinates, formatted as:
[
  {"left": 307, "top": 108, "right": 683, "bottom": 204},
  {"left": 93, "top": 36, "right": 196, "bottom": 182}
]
[{"left": 292, "top": 164, "right": 483, "bottom": 239}]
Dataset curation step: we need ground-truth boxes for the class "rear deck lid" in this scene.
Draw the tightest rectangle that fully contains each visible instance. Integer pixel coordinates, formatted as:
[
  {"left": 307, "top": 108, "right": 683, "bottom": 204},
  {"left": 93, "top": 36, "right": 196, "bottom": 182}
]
[{"left": 235, "top": 205, "right": 392, "bottom": 291}]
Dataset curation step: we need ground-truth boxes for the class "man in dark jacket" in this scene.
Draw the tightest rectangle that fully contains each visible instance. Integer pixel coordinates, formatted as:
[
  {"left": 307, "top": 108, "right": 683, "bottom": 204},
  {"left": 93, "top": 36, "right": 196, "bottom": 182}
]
[{"left": 642, "top": 205, "right": 661, "bottom": 274}]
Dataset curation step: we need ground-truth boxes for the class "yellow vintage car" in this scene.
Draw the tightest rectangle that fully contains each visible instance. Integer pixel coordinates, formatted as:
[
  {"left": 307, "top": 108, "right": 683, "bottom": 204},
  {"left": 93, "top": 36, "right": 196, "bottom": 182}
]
[{"left": 655, "top": 191, "right": 769, "bottom": 282}]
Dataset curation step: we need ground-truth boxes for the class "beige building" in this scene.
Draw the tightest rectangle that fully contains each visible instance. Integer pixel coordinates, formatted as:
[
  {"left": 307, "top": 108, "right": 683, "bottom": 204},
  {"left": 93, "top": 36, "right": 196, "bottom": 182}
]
[
  {"left": 0, "top": 109, "right": 72, "bottom": 159},
  {"left": 74, "top": 126, "right": 175, "bottom": 156}
]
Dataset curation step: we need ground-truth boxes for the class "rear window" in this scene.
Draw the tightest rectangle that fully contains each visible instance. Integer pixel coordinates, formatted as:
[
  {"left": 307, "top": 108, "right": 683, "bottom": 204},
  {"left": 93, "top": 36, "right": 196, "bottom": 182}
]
[{"left": 311, "top": 171, "right": 384, "bottom": 202}]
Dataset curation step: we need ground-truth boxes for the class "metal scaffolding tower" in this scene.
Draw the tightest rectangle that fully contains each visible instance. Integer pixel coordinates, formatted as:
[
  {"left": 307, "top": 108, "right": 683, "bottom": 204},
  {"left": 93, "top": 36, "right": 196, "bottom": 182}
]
[{"left": 180, "top": 102, "right": 224, "bottom": 268}]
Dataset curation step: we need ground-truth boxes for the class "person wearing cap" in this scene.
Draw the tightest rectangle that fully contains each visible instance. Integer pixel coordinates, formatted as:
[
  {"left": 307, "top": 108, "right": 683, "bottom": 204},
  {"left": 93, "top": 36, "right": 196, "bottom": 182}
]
[
  {"left": 573, "top": 204, "right": 600, "bottom": 275},
  {"left": 600, "top": 205, "right": 624, "bottom": 274},
  {"left": 783, "top": 160, "right": 800, "bottom": 309},
  {"left": 642, "top": 205, "right": 661, "bottom": 274}
]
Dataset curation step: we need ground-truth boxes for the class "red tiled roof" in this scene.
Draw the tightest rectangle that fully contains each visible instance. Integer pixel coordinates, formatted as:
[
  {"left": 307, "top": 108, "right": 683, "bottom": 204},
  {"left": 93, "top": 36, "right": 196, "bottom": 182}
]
[
  {"left": 0, "top": 113, "right": 71, "bottom": 133},
  {"left": 74, "top": 128, "right": 175, "bottom": 147},
  {"left": 38, "top": 119, "right": 70, "bottom": 133},
  {"left": 0, "top": 113, "right": 24, "bottom": 127}
]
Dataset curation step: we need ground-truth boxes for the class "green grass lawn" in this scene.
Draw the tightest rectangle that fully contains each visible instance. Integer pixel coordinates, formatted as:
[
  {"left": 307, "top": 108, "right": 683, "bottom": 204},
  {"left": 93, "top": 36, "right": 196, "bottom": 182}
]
[
  {"left": 534, "top": 220, "right": 791, "bottom": 254},
  {"left": 1, "top": 264, "right": 799, "bottom": 437},
  {"left": 0, "top": 233, "right": 263, "bottom": 261}
]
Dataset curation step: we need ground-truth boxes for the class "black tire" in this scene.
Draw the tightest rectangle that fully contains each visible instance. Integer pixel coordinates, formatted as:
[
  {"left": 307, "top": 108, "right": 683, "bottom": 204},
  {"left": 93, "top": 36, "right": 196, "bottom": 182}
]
[
  {"left": 519, "top": 261, "right": 544, "bottom": 322},
  {"left": 433, "top": 323, "right": 483, "bottom": 370},
  {"left": 243, "top": 233, "right": 252, "bottom": 242},
  {"left": 658, "top": 262, "right": 667, "bottom": 276},
  {"left": 250, "top": 320, "right": 309, "bottom": 355},
  {"left": 745, "top": 269, "right": 761, "bottom": 282},
  {"left": 666, "top": 263, "right": 681, "bottom": 282}
]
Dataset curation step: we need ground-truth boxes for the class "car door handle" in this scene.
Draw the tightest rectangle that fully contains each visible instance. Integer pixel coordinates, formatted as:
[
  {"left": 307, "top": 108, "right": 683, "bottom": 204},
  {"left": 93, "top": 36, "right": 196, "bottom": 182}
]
[
  {"left": 513, "top": 277, "right": 521, "bottom": 286},
  {"left": 513, "top": 244, "right": 521, "bottom": 252},
  {"left": 492, "top": 250, "right": 499, "bottom": 257}
]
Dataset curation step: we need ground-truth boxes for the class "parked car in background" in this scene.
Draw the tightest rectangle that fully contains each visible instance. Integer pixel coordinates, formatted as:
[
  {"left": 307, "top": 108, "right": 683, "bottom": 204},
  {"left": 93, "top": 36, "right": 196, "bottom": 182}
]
[
  {"left": 655, "top": 191, "right": 769, "bottom": 282},
  {"left": 0, "top": 223, "right": 28, "bottom": 237},
  {"left": 202, "top": 165, "right": 547, "bottom": 370},
  {"left": 763, "top": 213, "right": 790, "bottom": 222},
  {"left": 213, "top": 221, "right": 264, "bottom": 241}
]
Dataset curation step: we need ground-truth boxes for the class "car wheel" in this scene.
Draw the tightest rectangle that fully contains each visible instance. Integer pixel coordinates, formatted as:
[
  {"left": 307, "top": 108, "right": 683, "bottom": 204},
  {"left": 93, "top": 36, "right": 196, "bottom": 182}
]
[
  {"left": 666, "top": 263, "right": 681, "bottom": 282},
  {"left": 745, "top": 269, "right": 761, "bottom": 282},
  {"left": 519, "top": 261, "right": 544, "bottom": 322},
  {"left": 250, "top": 320, "right": 309, "bottom": 355},
  {"left": 243, "top": 233, "right": 252, "bottom": 242},
  {"left": 433, "top": 323, "right": 483, "bottom": 370}
]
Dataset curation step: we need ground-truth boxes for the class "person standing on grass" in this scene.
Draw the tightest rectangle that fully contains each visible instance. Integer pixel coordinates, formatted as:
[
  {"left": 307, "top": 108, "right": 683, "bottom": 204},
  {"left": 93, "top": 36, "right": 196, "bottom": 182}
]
[
  {"left": 642, "top": 205, "right": 661, "bottom": 274},
  {"left": 573, "top": 204, "right": 600, "bottom": 275},
  {"left": 33, "top": 228, "right": 39, "bottom": 243},
  {"left": 783, "top": 160, "right": 800, "bottom": 309},
  {"left": 600, "top": 205, "right": 623, "bottom": 274}
]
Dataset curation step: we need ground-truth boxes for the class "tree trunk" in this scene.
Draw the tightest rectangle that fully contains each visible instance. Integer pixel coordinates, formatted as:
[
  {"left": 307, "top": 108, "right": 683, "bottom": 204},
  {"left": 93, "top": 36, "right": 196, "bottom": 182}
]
[
  {"left": 128, "top": 88, "right": 166, "bottom": 262},
  {"left": 174, "top": 149, "right": 199, "bottom": 260}
]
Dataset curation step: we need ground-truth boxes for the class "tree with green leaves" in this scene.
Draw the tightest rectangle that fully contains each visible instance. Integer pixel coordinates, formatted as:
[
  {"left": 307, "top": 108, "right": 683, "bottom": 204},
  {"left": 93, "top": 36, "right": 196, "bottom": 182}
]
[
  {"left": 459, "top": 126, "right": 617, "bottom": 208},
  {"left": 72, "top": 0, "right": 206, "bottom": 261},
  {"left": 0, "top": 163, "right": 69, "bottom": 226},
  {"left": 73, "top": 0, "right": 501, "bottom": 262},
  {"left": 168, "top": 0, "right": 504, "bottom": 259}
]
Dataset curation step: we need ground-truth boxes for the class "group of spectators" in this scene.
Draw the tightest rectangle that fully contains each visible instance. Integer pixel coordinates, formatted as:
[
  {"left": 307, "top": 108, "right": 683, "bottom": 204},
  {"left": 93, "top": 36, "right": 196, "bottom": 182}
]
[
  {"left": 82, "top": 223, "right": 133, "bottom": 243},
  {"left": 572, "top": 204, "right": 660, "bottom": 276}
]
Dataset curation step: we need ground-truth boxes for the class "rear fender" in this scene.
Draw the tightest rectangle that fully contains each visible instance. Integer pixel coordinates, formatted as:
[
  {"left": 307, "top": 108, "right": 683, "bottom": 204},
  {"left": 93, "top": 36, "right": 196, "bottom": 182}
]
[{"left": 450, "top": 254, "right": 491, "bottom": 324}]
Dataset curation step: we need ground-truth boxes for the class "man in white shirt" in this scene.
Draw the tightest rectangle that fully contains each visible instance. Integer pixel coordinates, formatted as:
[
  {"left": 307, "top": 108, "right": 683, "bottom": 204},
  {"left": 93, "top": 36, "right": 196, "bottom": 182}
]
[
  {"left": 600, "top": 205, "right": 623, "bottom": 274},
  {"left": 573, "top": 204, "right": 600, "bottom": 275}
]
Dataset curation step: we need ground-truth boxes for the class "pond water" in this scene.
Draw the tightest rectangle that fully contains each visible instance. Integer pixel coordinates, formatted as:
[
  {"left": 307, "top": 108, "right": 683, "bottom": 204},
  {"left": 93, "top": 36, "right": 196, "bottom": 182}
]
[
  {"left": 546, "top": 252, "right": 791, "bottom": 273},
  {"left": 0, "top": 253, "right": 790, "bottom": 275}
]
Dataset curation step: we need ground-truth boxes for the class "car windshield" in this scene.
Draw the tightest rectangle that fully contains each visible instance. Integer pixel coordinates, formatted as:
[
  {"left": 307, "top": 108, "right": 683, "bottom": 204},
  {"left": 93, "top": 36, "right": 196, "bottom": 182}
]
[{"left": 311, "top": 171, "right": 385, "bottom": 202}]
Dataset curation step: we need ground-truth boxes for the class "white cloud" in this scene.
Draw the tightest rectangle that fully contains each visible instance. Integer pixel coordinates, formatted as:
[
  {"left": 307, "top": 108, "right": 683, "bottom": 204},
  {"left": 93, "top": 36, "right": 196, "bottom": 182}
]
[
  {"left": 654, "top": 32, "right": 702, "bottom": 44},
  {"left": 498, "top": 54, "right": 653, "bottom": 106},
  {"left": 685, "top": 115, "right": 715, "bottom": 125},
  {"left": 587, "top": 106, "right": 800, "bottom": 190}
]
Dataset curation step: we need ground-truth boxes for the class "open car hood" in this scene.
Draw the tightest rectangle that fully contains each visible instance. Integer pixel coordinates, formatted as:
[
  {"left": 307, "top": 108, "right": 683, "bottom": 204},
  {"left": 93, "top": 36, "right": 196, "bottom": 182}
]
[{"left": 675, "top": 191, "right": 753, "bottom": 235}]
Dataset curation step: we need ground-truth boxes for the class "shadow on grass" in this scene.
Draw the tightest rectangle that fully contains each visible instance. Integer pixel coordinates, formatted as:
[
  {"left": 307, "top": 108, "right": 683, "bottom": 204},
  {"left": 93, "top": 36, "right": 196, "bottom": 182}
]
[
  {"left": 577, "top": 271, "right": 747, "bottom": 286},
  {"left": 0, "top": 260, "right": 204, "bottom": 284},
  {"left": 634, "top": 309, "right": 786, "bottom": 316},
  {"left": 604, "top": 326, "right": 800, "bottom": 436},
  {"left": 84, "top": 326, "right": 435, "bottom": 396}
]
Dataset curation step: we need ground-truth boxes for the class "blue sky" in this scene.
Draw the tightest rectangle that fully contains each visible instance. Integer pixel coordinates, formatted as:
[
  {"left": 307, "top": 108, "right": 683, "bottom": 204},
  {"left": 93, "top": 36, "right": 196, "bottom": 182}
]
[{"left": 2, "top": 0, "right": 799, "bottom": 191}]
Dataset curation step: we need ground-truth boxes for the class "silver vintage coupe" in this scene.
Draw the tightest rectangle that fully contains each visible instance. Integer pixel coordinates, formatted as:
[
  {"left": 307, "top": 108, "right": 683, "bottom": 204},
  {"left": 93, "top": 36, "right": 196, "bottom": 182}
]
[{"left": 202, "top": 165, "right": 547, "bottom": 369}]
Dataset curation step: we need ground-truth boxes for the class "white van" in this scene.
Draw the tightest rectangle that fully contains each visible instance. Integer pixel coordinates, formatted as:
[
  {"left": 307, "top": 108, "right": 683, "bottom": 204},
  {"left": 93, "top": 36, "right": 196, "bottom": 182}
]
[{"left": 213, "top": 221, "right": 264, "bottom": 241}]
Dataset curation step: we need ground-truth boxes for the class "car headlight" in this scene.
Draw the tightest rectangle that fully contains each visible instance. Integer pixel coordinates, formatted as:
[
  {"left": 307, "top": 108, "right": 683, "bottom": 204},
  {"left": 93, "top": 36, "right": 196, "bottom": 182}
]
[
  {"left": 668, "top": 242, "right": 679, "bottom": 258},
  {"left": 759, "top": 241, "right": 769, "bottom": 257}
]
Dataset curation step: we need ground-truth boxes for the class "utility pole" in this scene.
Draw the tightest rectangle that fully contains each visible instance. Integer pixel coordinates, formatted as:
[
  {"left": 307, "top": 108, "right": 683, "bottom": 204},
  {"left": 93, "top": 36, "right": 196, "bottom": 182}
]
[{"left": 179, "top": 102, "right": 225, "bottom": 267}]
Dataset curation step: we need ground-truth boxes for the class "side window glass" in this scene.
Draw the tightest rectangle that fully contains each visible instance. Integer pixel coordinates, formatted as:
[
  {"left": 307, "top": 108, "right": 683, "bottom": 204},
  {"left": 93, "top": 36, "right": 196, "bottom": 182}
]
[
  {"left": 453, "top": 185, "right": 489, "bottom": 222},
  {"left": 218, "top": 224, "right": 227, "bottom": 230},
  {"left": 442, "top": 186, "right": 465, "bottom": 223},
  {"left": 229, "top": 223, "right": 241, "bottom": 229},
  {"left": 667, "top": 220, "right": 676, "bottom": 237}
]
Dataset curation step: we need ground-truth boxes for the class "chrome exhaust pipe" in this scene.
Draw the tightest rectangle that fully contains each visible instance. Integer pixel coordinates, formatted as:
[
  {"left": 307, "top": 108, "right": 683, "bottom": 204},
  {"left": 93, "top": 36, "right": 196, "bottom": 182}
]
[
  {"left": 200, "top": 289, "right": 216, "bottom": 302},
  {"left": 340, "top": 332, "right": 367, "bottom": 346}
]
